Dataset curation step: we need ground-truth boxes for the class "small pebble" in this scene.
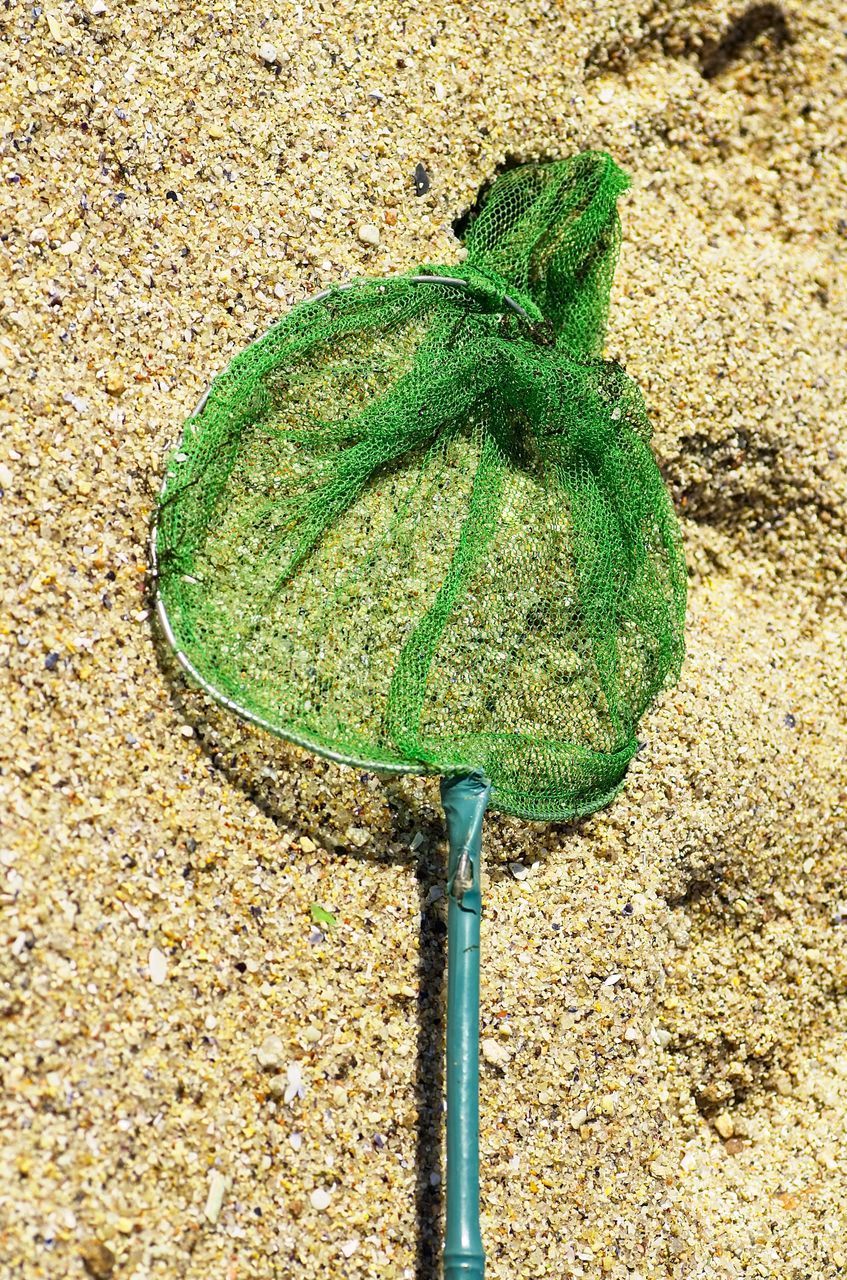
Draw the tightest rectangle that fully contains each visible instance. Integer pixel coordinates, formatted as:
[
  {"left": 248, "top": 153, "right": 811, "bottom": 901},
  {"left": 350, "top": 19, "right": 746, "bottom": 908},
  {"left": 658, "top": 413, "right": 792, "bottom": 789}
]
[
  {"left": 714, "top": 1113, "right": 734, "bottom": 1139},
  {"left": 481, "top": 1037, "right": 511, "bottom": 1068},
  {"left": 357, "top": 222, "right": 381, "bottom": 246},
  {"left": 204, "top": 1170, "right": 227, "bottom": 1224},
  {"left": 340, "top": 1238, "right": 360, "bottom": 1258},
  {"left": 105, "top": 370, "right": 126, "bottom": 396},
  {"left": 267, "top": 1074, "right": 287, "bottom": 1100},
  {"left": 79, "top": 1240, "right": 115, "bottom": 1279},
  {"left": 773, "top": 1071, "right": 794, "bottom": 1097},
  {"left": 413, "top": 162, "right": 430, "bottom": 195},
  {"left": 283, "top": 1061, "right": 304, "bottom": 1104},
  {"left": 289, "top": 1132, "right": 303, "bottom": 1152},
  {"left": 309, "top": 1186, "right": 331, "bottom": 1211},
  {"left": 148, "top": 947, "right": 168, "bottom": 986},
  {"left": 258, "top": 42, "right": 278, "bottom": 64},
  {"left": 256, "top": 1034, "right": 286, "bottom": 1070},
  {"left": 90, "top": 0, "right": 107, "bottom": 13}
]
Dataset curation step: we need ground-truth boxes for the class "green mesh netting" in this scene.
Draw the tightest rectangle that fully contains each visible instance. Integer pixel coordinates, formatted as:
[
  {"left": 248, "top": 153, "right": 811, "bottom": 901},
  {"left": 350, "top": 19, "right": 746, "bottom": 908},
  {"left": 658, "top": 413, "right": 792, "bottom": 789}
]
[{"left": 154, "top": 151, "right": 686, "bottom": 821}]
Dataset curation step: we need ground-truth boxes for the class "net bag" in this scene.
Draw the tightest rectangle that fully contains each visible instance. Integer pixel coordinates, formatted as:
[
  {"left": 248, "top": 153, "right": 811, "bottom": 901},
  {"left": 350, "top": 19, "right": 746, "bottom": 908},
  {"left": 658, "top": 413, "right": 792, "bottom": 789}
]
[{"left": 154, "top": 151, "right": 686, "bottom": 821}]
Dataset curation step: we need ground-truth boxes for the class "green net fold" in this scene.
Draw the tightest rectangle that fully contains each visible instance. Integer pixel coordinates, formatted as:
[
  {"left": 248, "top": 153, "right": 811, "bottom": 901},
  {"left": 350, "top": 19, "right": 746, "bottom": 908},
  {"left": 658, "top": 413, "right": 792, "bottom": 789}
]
[{"left": 155, "top": 151, "right": 686, "bottom": 821}]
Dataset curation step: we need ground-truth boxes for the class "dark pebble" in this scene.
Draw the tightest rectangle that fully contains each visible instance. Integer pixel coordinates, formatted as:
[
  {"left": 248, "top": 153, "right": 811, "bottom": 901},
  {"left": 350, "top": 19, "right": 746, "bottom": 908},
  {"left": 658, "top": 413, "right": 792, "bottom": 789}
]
[
  {"left": 79, "top": 1240, "right": 115, "bottom": 1280},
  {"left": 44, "top": 652, "right": 59, "bottom": 671},
  {"left": 413, "top": 162, "right": 430, "bottom": 196}
]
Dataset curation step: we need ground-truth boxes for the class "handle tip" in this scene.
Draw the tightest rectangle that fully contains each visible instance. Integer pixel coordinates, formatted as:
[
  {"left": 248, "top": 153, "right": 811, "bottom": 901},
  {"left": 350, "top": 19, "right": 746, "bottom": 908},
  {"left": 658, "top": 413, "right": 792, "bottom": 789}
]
[{"left": 444, "top": 1251, "right": 485, "bottom": 1280}]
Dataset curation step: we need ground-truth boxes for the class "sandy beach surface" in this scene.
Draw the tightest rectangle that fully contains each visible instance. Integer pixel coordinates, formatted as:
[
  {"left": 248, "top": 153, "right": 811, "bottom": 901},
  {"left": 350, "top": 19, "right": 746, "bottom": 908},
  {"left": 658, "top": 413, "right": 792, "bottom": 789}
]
[{"left": 2, "top": 0, "right": 846, "bottom": 1276}]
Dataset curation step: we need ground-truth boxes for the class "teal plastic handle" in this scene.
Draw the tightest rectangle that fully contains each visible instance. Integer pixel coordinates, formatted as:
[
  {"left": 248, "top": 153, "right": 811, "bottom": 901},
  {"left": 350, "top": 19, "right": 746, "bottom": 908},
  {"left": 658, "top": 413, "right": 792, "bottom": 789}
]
[{"left": 441, "top": 773, "right": 491, "bottom": 1280}]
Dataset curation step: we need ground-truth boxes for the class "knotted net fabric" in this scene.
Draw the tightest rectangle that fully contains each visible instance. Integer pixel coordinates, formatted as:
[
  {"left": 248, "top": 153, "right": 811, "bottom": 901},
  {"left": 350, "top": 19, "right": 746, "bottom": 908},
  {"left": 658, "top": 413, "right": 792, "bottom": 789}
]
[{"left": 155, "top": 151, "right": 686, "bottom": 821}]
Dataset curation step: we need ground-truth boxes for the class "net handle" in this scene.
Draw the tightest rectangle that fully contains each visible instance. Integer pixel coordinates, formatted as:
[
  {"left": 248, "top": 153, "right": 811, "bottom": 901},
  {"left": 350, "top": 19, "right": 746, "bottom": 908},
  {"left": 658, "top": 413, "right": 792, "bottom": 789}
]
[{"left": 441, "top": 772, "right": 491, "bottom": 1280}]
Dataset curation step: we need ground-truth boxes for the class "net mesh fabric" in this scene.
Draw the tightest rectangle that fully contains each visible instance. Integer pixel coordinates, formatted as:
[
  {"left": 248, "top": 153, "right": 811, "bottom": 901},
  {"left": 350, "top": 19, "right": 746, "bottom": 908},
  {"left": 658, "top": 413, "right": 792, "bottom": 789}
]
[{"left": 155, "top": 151, "right": 686, "bottom": 821}]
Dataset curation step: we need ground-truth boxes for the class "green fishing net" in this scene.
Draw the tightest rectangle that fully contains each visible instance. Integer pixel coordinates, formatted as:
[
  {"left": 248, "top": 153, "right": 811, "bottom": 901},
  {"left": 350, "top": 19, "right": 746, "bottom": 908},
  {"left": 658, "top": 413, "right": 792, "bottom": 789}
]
[{"left": 154, "top": 151, "right": 686, "bottom": 821}]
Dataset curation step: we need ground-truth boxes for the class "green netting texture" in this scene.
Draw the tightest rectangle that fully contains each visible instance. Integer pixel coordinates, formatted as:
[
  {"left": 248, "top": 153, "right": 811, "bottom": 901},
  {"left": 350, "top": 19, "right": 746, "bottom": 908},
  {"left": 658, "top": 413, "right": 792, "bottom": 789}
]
[{"left": 155, "top": 151, "right": 686, "bottom": 821}]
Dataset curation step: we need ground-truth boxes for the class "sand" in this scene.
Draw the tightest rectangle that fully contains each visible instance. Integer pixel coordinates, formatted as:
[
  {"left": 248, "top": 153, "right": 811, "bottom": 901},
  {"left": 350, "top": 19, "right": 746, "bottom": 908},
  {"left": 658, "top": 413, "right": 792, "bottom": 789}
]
[{"left": 1, "top": 0, "right": 846, "bottom": 1277}]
